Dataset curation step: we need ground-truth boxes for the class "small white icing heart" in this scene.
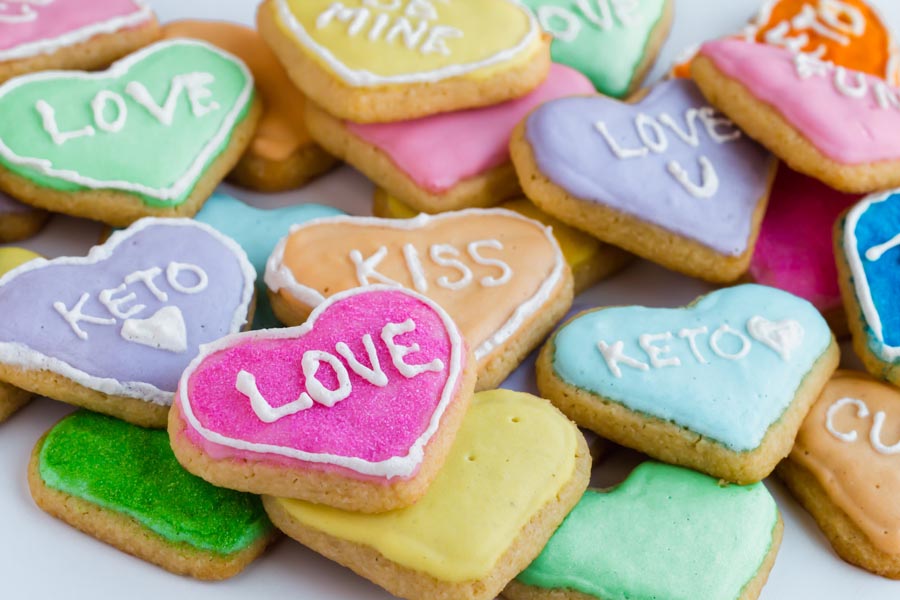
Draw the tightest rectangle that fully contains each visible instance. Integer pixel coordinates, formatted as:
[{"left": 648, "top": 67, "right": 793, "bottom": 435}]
[
  {"left": 747, "top": 316, "right": 804, "bottom": 361},
  {"left": 121, "top": 306, "right": 188, "bottom": 354}
]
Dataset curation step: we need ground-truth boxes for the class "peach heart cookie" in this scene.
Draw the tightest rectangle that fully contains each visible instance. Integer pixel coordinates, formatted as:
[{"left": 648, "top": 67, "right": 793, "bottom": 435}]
[
  {"left": 836, "top": 191, "right": 900, "bottom": 386},
  {"left": 264, "top": 209, "right": 573, "bottom": 391},
  {"left": 0, "top": 0, "right": 160, "bottom": 84},
  {"left": 170, "top": 286, "right": 477, "bottom": 513},
  {"left": 0, "top": 39, "right": 261, "bottom": 227},
  {"left": 505, "top": 462, "right": 783, "bottom": 600},
  {"left": 257, "top": 0, "right": 551, "bottom": 123},
  {"left": 0, "top": 247, "right": 41, "bottom": 423},
  {"left": 778, "top": 371, "right": 900, "bottom": 579},
  {"left": 263, "top": 389, "right": 591, "bottom": 600},
  {"left": 0, "top": 189, "right": 47, "bottom": 242},
  {"left": 305, "top": 63, "right": 594, "bottom": 214},
  {"left": 537, "top": 284, "right": 840, "bottom": 483},
  {"left": 30, "top": 411, "right": 277, "bottom": 580},
  {"left": 693, "top": 39, "right": 900, "bottom": 194},
  {"left": 510, "top": 78, "right": 777, "bottom": 283},
  {"left": 372, "top": 188, "right": 631, "bottom": 294},
  {"left": 0, "top": 218, "right": 255, "bottom": 428},
  {"left": 163, "top": 20, "right": 337, "bottom": 192}
]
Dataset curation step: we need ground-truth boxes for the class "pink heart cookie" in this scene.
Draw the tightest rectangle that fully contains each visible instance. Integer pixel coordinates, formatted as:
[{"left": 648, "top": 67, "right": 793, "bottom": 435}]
[{"left": 169, "top": 286, "right": 476, "bottom": 513}]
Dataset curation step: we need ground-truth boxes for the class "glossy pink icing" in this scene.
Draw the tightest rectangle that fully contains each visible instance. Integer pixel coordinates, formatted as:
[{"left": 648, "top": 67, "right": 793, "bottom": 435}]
[
  {"left": 178, "top": 288, "right": 463, "bottom": 479},
  {"left": 699, "top": 39, "right": 900, "bottom": 165},
  {"left": 749, "top": 167, "right": 859, "bottom": 312},
  {"left": 347, "top": 64, "right": 595, "bottom": 193},
  {"left": 0, "top": 0, "right": 148, "bottom": 54}
]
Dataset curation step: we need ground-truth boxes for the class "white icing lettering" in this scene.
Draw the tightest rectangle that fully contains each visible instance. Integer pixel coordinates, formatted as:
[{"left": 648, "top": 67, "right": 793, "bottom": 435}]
[
  {"left": 53, "top": 293, "right": 116, "bottom": 340},
  {"left": 350, "top": 246, "right": 402, "bottom": 287},
  {"left": 98, "top": 283, "right": 144, "bottom": 319},
  {"left": 595, "top": 120, "right": 648, "bottom": 159},
  {"left": 0, "top": 0, "right": 50, "bottom": 24},
  {"left": 865, "top": 233, "right": 900, "bottom": 261},
  {"left": 537, "top": 5, "right": 582, "bottom": 42},
  {"left": 697, "top": 108, "right": 742, "bottom": 143},
  {"left": 658, "top": 110, "right": 701, "bottom": 147},
  {"left": 385, "top": 17, "right": 428, "bottom": 49},
  {"left": 430, "top": 244, "right": 473, "bottom": 291},
  {"left": 302, "top": 350, "right": 352, "bottom": 407},
  {"left": 36, "top": 99, "right": 95, "bottom": 145},
  {"left": 419, "top": 25, "right": 463, "bottom": 56},
  {"left": 91, "top": 90, "right": 127, "bottom": 134},
  {"left": 709, "top": 324, "right": 752, "bottom": 360},
  {"left": 335, "top": 334, "right": 388, "bottom": 387},
  {"left": 237, "top": 369, "right": 314, "bottom": 422},
  {"left": 635, "top": 113, "right": 668, "bottom": 154},
  {"left": 834, "top": 67, "right": 868, "bottom": 98},
  {"left": 871, "top": 411, "right": 900, "bottom": 454},
  {"left": 677, "top": 326, "right": 709, "bottom": 364},
  {"left": 826, "top": 397, "right": 869, "bottom": 442},
  {"left": 667, "top": 157, "right": 719, "bottom": 199},
  {"left": 382, "top": 319, "right": 445, "bottom": 378},
  {"left": 368, "top": 12, "right": 391, "bottom": 40},
  {"left": 124, "top": 267, "right": 168, "bottom": 302},
  {"left": 639, "top": 332, "right": 681, "bottom": 369},
  {"left": 767, "top": 0, "right": 865, "bottom": 59},
  {"left": 596, "top": 340, "right": 650, "bottom": 378},
  {"left": 125, "top": 72, "right": 220, "bottom": 126},
  {"left": 166, "top": 262, "right": 208, "bottom": 294},
  {"left": 467, "top": 240, "right": 512, "bottom": 287},
  {"left": 405, "top": 0, "right": 436, "bottom": 20},
  {"left": 402, "top": 243, "right": 428, "bottom": 293}
]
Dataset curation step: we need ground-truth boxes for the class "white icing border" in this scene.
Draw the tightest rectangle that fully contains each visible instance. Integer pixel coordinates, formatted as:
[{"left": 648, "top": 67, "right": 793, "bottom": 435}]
[
  {"left": 264, "top": 208, "right": 566, "bottom": 362},
  {"left": 177, "top": 285, "right": 465, "bottom": 479},
  {"left": 0, "top": 217, "right": 256, "bottom": 406},
  {"left": 0, "top": 39, "right": 254, "bottom": 203},
  {"left": 844, "top": 189, "right": 900, "bottom": 361},
  {"left": 0, "top": 0, "right": 154, "bottom": 62},
  {"left": 273, "top": 0, "right": 541, "bottom": 86}
]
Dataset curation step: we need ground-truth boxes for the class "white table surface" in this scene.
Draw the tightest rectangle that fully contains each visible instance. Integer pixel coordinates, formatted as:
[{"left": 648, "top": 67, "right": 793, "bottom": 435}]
[{"left": 3, "top": 0, "right": 900, "bottom": 598}]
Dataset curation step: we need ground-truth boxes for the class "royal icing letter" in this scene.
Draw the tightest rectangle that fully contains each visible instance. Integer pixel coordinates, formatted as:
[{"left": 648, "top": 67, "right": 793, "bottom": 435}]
[
  {"left": 467, "top": 240, "right": 512, "bottom": 287},
  {"left": 381, "top": 319, "right": 445, "bottom": 378},
  {"left": 350, "top": 246, "right": 401, "bottom": 287},
  {"left": 825, "top": 397, "right": 869, "bottom": 443},
  {"left": 639, "top": 332, "right": 681, "bottom": 369},
  {"left": 53, "top": 293, "right": 116, "bottom": 340},
  {"left": 430, "top": 244, "right": 473, "bottom": 290},
  {"left": 335, "top": 334, "right": 389, "bottom": 387},
  {"left": 301, "top": 350, "right": 353, "bottom": 407},
  {"left": 597, "top": 340, "right": 650, "bottom": 378},
  {"left": 237, "top": 369, "right": 314, "bottom": 422},
  {"left": 36, "top": 100, "right": 95, "bottom": 145}
]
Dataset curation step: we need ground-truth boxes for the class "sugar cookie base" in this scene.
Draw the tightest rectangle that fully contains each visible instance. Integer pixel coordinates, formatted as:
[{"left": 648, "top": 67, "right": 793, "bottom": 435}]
[
  {"left": 691, "top": 55, "right": 900, "bottom": 195},
  {"left": 0, "top": 19, "right": 162, "bottom": 84},
  {"left": 777, "top": 459, "right": 900, "bottom": 579},
  {"left": 257, "top": 0, "right": 551, "bottom": 124},
  {"left": 307, "top": 102, "right": 522, "bottom": 213},
  {"left": 262, "top": 430, "right": 591, "bottom": 600},
  {"left": 0, "top": 99, "right": 262, "bottom": 228},
  {"left": 501, "top": 515, "right": 784, "bottom": 600},
  {"left": 509, "top": 122, "right": 774, "bottom": 284},
  {"left": 0, "top": 209, "right": 49, "bottom": 242},
  {"left": 168, "top": 354, "right": 477, "bottom": 513},
  {"left": 229, "top": 140, "right": 338, "bottom": 192},
  {"left": 618, "top": 0, "right": 675, "bottom": 98},
  {"left": 28, "top": 432, "right": 276, "bottom": 580},
  {"left": 0, "top": 381, "right": 31, "bottom": 423},
  {"left": 536, "top": 308, "right": 840, "bottom": 484}
]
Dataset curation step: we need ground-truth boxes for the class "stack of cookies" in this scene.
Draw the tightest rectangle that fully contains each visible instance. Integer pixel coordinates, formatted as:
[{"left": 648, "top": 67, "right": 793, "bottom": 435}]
[{"left": 1, "top": 0, "right": 900, "bottom": 598}]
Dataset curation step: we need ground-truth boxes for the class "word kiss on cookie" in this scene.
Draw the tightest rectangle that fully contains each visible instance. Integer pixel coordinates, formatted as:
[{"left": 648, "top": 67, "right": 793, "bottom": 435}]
[
  {"left": 0, "top": 218, "right": 255, "bottom": 428},
  {"left": 510, "top": 78, "right": 776, "bottom": 283},
  {"left": 0, "top": 39, "right": 260, "bottom": 227},
  {"left": 264, "top": 209, "right": 572, "bottom": 390},
  {"left": 537, "top": 284, "right": 839, "bottom": 483}
]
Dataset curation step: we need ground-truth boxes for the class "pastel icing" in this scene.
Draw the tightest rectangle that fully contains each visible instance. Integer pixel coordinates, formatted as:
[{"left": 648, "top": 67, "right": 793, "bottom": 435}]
[
  {"left": 177, "top": 286, "right": 466, "bottom": 480},
  {"left": 0, "top": 190, "right": 37, "bottom": 214},
  {"left": 0, "top": 246, "right": 39, "bottom": 276},
  {"left": 271, "top": 0, "right": 542, "bottom": 86},
  {"left": 347, "top": 64, "right": 594, "bottom": 194},
  {"left": 552, "top": 284, "right": 833, "bottom": 451},
  {"left": 271, "top": 389, "right": 580, "bottom": 582},
  {"left": 750, "top": 167, "right": 859, "bottom": 313},
  {"left": 162, "top": 20, "right": 316, "bottom": 163},
  {"left": 517, "top": 462, "right": 779, "bottom": 600},
  {"left": 0, "top": 39, "right": 254, "bottom": 206},
  {"left": 525, "top": 78, "right": 774, "bottom": 256},
  {"left": 192, "top": 192, "right": 343, "bottom": 328},
  {"left": 746, "top": 0, "right": 898, "bottom": 80},
  {"left": 0, "top": 0, "right": 152, "bottom": 62},
  {"left": 39, "top": 410, "right": 272, "bottom": 554},
  {"left": 843, "top": 191, "right": 900, "bottom": 361},
  {"left": 698, "top": 39, "right": 900, "bottom": 165},
  {"left": 0, "top": 218, "right": 255, "bottom": 405},
  {"left": 791, "top": 371, "right": 900, "bottom": 554},
  {"left": 264, "top": 209, "right": 566, "bottom": 362},
  {"left": 522, "top": 0, "right": 668, "bottom": 97}
]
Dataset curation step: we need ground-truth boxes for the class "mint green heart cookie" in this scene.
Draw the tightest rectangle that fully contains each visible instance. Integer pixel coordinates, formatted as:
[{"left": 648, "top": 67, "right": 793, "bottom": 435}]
[
  {"left": 514, "top": 462, "right": 781, "bottom": 600},
  {"left": 0, "top": 39, "right": 253, "bottom": 208},
  {"left": 522, "top": 0, "right": 670, "bottom": 97}
]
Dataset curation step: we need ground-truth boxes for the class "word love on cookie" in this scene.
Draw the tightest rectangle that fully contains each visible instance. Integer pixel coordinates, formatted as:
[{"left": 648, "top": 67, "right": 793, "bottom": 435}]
[
  {"left": 0, "top": 218, "right": 255, "bottom": 407},
  {"left": 265, "top": 209, "right": 569, "bottom": 388},
  {"left": 0, "top": 39, "right": 255, "bottom": 220}
]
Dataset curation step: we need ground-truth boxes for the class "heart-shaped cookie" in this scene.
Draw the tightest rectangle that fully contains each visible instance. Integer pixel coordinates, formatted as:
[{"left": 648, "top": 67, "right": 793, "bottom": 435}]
[
  {"left": 538, "top": 284, "right": 838, "bottom": 482},
  {"left": 0, "top": 218, "right": 255, "bottom": 426},
  {"left": 171, "top": 286, "right": 475, "bottom": 511},
  {"left": 514, "top": 78, "right": 775, "bottom": 282},
  {"left": 508, "top": 462, "right": 781, "bottom": 600},
  {"left": 522, "top": 0, "right": 671, "bottom": 97},
  {"left": 0, "top": 0, "right": 153, "bottom": 62},
  {"left": 0, "top": 246, "right": 40, "bottom": 423},
  {"left": 194, "top": 192, "right": 343, "bottom": 328},
  {"left": 264, "top": 209, "right": 571, "bottom": 390},
  {"left": 0, "top": 39, "right": 256, "bottom": 222}
]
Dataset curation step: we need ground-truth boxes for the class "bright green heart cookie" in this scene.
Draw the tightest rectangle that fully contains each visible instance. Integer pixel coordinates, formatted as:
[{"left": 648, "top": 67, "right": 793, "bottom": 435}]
[
  {"left": 0, "top": 39, "right": 254, "bottom": 207},
  {"left": 515, "top": 462, "right": 781, "bottom": 600},
  {"left": 522, "top": 0, "right": 670, "bottom": 97},
  {"left": 37, "top": 410, "right": 273, "bottom": 555}
]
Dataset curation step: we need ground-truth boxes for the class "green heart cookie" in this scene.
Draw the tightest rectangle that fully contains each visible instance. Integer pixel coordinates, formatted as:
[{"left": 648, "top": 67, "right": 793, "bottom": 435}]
[
  {"left": 0, "top": 39, "right": 253, "bottom": 207},
  {"left": 516, "top": 462, "right": 780, "bottom": 599},
  {"left": 522, "top": 0, "right": 669, "bottom": 97}
]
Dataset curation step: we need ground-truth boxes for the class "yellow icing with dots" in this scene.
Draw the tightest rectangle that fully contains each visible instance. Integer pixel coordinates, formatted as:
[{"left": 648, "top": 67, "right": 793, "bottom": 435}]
[
  {"left": 273, "top": 390, "right": 579, "bottom": 582},
  {"left": 273, "top": 0, "right": 541, "bottom": 85},
  {"left": 0, "top": 247, "right": 41, "bottom": 276}
]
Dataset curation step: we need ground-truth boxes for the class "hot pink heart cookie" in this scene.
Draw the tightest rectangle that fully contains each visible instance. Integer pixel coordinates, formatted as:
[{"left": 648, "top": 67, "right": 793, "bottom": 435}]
[
  {"left": 0, "top": 0, "right": 160, "bottom": 83},
  {"left": 169, "top": 286, "right": 476, "bottom": 513},
  {"left": 693, "top": 38, "right": 900, "bottom": 193}
]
